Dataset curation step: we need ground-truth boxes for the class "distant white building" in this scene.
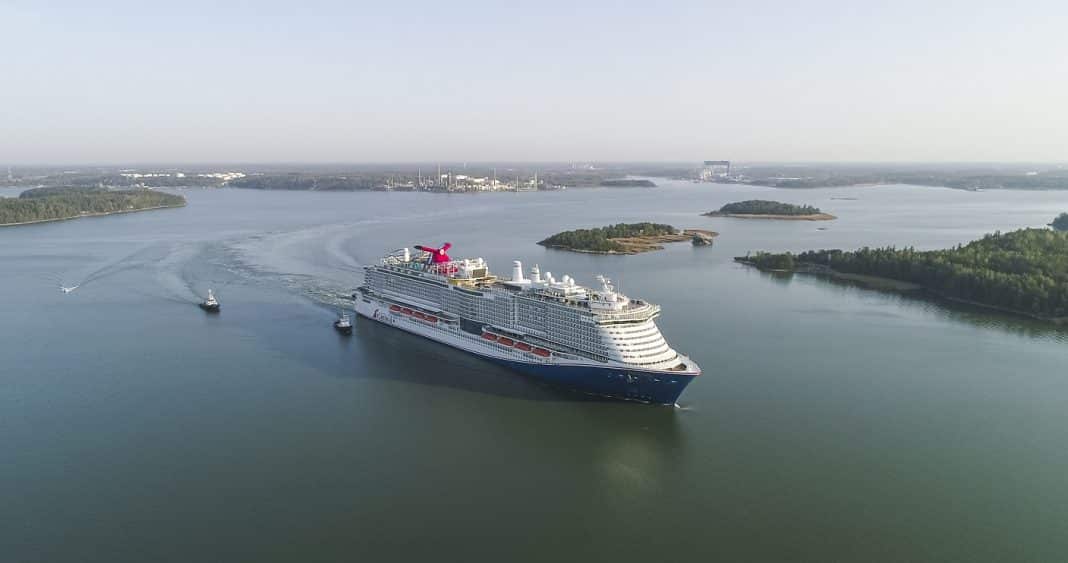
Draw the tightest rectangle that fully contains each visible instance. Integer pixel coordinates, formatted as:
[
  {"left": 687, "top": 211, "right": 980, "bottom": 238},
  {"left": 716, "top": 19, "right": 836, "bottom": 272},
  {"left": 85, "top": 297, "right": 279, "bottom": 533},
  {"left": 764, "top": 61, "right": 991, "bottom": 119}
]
[{"left": 699, "top": 160, "right": 730, "bottom": 181}]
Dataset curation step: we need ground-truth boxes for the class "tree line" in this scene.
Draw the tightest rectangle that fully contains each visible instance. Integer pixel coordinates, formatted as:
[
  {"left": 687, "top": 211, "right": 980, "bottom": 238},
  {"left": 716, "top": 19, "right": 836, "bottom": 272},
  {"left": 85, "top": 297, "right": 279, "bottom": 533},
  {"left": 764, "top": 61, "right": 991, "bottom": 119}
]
[
  {"left": 1, "top": 187, "right": 185, "bottom": 225},
  {"left": 735, "top": 166, "right": 1068, "bottom": 190},
  {"left": 740, "top": 228, "right": 1068, "bottom": 319},
  {"left": 744, "top": 252, "right": 796, "bottom": 270}
]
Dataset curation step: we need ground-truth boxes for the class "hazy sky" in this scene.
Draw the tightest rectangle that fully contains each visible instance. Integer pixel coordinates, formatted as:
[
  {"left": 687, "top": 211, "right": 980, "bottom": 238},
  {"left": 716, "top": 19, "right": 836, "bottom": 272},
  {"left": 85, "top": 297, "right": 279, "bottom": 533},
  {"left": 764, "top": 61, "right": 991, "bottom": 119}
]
[{"left": 2, "top": 0, "right": 1066, "bottom": 164}]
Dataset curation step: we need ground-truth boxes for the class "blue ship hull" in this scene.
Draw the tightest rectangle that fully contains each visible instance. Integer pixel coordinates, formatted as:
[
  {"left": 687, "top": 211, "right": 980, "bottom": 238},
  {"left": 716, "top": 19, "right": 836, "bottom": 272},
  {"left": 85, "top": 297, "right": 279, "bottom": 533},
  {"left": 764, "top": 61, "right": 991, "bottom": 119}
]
[
  {"left": 356, "top": 298, "right": 698, "bottom": 405},
  {"left": 493, "top": 357, "right": 697, "bottom": 404}
]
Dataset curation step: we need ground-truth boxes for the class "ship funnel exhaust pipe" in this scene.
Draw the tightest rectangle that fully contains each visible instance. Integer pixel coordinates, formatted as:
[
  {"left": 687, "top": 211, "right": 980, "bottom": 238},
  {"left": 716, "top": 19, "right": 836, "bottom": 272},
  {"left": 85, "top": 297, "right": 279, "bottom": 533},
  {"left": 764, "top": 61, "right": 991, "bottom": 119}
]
[{"left": 511, "top": 260, "right": 527, "bottom": 282}]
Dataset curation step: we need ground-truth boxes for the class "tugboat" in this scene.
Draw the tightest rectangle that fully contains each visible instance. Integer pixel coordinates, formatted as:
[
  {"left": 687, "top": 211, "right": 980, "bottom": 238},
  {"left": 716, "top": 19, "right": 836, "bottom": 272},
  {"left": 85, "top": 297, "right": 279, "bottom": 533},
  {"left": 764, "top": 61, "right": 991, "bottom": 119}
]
[
  {"left": 333, "top": 310, "right": 353, "bottom": 334},
  {"left": 199, "top": 289, "right": 220, "bottom": 313}
]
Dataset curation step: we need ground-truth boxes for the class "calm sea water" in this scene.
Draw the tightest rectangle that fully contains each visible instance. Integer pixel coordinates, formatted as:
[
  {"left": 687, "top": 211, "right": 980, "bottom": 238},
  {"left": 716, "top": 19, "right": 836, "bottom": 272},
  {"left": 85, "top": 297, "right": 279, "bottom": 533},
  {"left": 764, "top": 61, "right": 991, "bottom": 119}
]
[{"left": 2, "top": 182, "right": 1068, "bottom": 562}]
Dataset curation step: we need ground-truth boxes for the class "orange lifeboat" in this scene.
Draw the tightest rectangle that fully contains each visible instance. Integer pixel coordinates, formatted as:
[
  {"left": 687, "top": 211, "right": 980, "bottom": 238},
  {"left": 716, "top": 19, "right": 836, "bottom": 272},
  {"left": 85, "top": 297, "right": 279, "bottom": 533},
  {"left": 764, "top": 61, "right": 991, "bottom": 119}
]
[
  {"left": 389, "top": 305, "right": 401, "bottom": 312},
  {"left": 425, "top": 316, "right": 438, "bottom": 323},
  {"left": 401, "top": 308, "right": 412, "bottom": 315},
  {"left": 482, "top": 332, "right": 498, "bottom": 341},
  {"left": 498, "top": 337, "right": 515, "bottom": 347},
  {"left": 532, "top": 348, "right": 551, "bottom": 358},
  {"left": 413, "top": 311, "right": 426, "bottom": 320},
  {"left": 515, "top": 342, "right": 532, "bottom": 352}
]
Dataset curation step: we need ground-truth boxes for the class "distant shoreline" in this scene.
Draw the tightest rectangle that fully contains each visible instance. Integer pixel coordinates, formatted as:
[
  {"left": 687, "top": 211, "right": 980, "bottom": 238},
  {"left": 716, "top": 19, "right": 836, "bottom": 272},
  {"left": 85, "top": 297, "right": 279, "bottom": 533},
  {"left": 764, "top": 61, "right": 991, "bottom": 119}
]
[
  {"left": 0, "top": 203, "right": 185, "bottom": 228},
  {"left": 742, "top": 181, "right": 1039, "bottom": 192},
  {"left": 598, "top": 179, "right": 657, "bottom": 188}
]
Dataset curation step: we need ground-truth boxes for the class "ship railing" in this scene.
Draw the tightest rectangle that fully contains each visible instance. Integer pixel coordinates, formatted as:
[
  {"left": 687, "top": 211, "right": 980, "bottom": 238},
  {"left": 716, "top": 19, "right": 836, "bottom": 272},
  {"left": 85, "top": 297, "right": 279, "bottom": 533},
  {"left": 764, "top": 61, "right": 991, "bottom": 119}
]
[
  {"left": 516, "top": 291, "right": 658, "bottom": 319},
  {"left": 379, "top": 257, "right": 465, "bottom": 278},
  {"left": 593, "top": 304, "right": 659, "bottom": 322},
  {"left": 380, "top": 255, "right": 419, "bottom": 267},
  {"left": 425, "top": 261, "right": 466, "bottom": 277},
  {"left": 482, "top": 324, "right": 604, "bottom": 363}
]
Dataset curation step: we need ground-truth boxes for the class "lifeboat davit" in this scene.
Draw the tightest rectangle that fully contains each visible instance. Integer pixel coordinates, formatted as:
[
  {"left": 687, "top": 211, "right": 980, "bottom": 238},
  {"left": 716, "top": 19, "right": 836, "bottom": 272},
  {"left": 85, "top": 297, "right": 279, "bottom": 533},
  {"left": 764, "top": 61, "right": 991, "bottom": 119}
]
[
  {"left": 515, "top": 342, "right": 532, "bottom": 352},
  {"left": 498, "top": 337, "right": 515, "bottom": 347},
  {"left": 533, "top": 347, "right": 551, "bottom": 358},
  {"left": 482, "top": 332, "right": 498, "bottom": 341}
]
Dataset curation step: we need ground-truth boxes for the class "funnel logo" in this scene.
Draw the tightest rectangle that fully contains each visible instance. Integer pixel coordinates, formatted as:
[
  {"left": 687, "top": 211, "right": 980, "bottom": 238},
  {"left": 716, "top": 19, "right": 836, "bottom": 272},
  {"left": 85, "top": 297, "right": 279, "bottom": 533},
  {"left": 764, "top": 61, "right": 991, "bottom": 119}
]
[{"left": 414, "top": 243, "right": 452, "bottom": 264}]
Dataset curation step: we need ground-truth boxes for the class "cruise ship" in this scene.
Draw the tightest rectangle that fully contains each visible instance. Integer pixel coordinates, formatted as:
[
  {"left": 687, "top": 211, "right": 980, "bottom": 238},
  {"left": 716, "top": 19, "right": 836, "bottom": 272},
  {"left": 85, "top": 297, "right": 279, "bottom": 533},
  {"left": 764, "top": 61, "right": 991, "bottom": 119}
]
[{"left": 354, "top": 243, "right": 700, "bottom": 404}]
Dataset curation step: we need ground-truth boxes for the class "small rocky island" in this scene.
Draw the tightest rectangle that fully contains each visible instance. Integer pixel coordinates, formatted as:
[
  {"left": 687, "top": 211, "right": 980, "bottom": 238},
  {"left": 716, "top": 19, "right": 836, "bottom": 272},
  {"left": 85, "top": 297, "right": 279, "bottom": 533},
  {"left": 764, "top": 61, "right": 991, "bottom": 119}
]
[
  {"left": 539, "top": 222, "right": 717, "bottom": 254},
  {"left": 599, "top": 179, "right": 657, "bottom": 187},
  {"left": 736, "top": 228, "right": 1068, "bottom": 323},
  {"left": 0, "top": 186, "right": 186, "bottom": 227},
  {"left": 704, "top": 200, "right": 835, "bottom": 220}
]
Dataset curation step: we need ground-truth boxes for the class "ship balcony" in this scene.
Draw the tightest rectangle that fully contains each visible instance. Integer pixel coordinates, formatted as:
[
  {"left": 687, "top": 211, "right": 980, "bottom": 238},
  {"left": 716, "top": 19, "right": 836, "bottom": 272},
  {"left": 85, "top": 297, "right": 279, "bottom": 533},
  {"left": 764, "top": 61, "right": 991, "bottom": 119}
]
[{"left": 592, "top": 303, "right": 660, "bottom": 323}]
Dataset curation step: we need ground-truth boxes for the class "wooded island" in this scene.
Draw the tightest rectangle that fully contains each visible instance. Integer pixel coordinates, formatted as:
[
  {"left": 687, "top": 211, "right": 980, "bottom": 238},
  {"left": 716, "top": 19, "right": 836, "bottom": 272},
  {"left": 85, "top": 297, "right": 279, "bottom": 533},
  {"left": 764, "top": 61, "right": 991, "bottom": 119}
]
[
  {"left": 0, "top": 187, "right": 186, "bottom": 226},
  {"left": 539, "top": 222, "right": 716, "bottom": 254},
  {"left": 704, "top": 200, "right": 835, "bottom": 220}
]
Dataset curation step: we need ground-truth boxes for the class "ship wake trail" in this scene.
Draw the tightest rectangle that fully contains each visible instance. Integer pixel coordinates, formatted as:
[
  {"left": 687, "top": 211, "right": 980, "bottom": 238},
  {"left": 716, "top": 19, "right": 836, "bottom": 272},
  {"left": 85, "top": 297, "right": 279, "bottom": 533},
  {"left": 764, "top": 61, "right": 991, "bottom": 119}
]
[
  {"left": 74, "top": 244, "right": 171, "bottom": 288},
  {"left": 225, "top": 222, "right": 373, "bottom": 309},
  {"left": 130, "top": 242, "right": 220, "bottom": 305},
  {"left": 174, "top": 242, "right": 245, "bottom": 302}
]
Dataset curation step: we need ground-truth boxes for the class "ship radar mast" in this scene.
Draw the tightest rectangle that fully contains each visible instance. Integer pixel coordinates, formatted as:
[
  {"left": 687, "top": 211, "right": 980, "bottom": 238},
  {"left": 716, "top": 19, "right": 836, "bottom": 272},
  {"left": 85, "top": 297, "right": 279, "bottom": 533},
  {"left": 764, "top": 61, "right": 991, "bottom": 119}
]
[{"left": 596, "top": 275, "right": 614, "bottom": 293}]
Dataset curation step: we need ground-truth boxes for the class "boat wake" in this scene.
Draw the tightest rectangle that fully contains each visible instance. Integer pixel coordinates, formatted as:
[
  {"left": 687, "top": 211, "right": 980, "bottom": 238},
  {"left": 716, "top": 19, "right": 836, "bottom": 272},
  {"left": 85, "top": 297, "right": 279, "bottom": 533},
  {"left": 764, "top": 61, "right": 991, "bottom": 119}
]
[
  {"left": 225, "top": 221, "right": 376, "bottom": 309},
  {"left": 50, "top": 244, "right": 172, "bottom": 293}
]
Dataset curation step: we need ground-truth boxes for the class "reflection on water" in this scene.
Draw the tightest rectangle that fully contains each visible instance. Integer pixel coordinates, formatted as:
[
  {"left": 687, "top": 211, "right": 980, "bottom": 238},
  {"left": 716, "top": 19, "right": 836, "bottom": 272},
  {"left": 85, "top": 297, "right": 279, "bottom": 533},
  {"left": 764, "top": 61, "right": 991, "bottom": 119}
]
[
  {"left": 803, "top": 271, "right": 1068, "bottom": 343},
  {"left": 755, "top": 268, "right": 796, "bottom": 286},
  {"left": 350, "top": 320, "right": 628, "bottom": 403},
  {"left": 916, "top": 296, "right": 1068, "bottom": 343}
]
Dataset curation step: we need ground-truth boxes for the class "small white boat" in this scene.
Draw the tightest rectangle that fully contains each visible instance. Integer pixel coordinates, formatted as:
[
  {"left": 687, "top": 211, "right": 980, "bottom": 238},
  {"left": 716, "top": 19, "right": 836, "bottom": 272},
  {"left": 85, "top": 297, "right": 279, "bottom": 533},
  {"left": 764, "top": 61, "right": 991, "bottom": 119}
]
[{"left": 199, "top": 289, "right": 220, "bottom": 312}]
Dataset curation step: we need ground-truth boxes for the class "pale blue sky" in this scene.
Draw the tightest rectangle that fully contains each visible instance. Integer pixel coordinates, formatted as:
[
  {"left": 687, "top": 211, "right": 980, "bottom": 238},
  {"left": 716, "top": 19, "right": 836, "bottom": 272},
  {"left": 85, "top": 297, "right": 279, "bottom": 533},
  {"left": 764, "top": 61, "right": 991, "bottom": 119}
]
[{"left": 2, "top": 0, "right": 1066, "bottom": 163}]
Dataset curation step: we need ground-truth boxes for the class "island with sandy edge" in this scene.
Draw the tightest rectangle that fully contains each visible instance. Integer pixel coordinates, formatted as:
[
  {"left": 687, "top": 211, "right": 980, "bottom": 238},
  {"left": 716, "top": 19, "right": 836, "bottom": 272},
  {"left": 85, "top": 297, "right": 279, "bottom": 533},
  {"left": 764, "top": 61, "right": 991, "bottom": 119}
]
[
  {"left": 539, "top": 223, "right": 718, "bottom": 254},
  {"left": 703, "top": 200, "right": 835, "bottom": 221}
]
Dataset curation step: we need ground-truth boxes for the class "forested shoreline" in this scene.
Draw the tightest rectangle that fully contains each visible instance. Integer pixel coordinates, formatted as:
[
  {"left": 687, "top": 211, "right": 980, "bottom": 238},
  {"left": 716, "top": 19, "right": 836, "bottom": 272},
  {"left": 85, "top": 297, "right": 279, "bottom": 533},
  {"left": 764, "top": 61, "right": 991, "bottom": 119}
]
[
  {"left": 0, "top": 187, "right": 185, "bottom": 226},
  {"left": 737, "top": 228, "right": 1068, "bottom": 321}
]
